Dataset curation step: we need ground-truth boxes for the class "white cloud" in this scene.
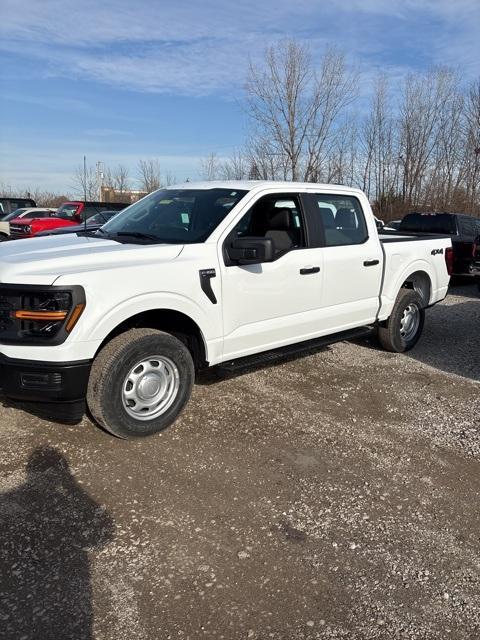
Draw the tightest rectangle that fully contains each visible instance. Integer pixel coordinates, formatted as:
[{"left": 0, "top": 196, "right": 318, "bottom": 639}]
[{"left": 1, "top": 0, "right": 478, "bottom": 97}]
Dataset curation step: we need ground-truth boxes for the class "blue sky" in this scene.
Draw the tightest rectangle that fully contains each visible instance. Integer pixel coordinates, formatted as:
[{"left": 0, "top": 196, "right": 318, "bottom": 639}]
[{"left": 1, "top": 0, "right": 479, "bottom": 194}]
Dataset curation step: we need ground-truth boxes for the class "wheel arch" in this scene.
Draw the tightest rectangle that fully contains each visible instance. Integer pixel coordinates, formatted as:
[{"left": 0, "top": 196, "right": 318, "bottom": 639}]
[
  {"left": 401, "top": 270, "right": 432, "bottom": 307},
  {"left": 379, "top": 262, "right": 434, "bottom": 323},
  {"left": 95, "top": 308, "right": 209, "bottom": 369}
]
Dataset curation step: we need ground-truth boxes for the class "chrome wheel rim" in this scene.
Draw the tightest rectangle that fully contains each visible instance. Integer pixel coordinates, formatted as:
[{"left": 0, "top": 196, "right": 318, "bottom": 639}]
[
  {"left": 122, "top": 355, "right": 180, "bottom": 421},
  {"left": 400, "top": 303, "right": 420, "bottom": 342}
]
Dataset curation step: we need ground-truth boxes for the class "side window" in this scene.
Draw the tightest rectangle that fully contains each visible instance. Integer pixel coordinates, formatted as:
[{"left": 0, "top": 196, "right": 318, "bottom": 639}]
[
  {"left": 229, "top": 194, "right": 306, "bottom": 258},
  {"left": 312, "top": 194, "right": 368, "bottom": 247}
]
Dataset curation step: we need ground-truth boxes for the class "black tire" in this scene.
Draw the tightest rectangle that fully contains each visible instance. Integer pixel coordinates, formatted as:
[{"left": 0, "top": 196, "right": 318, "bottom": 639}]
[
  {"left": 87, "top": 328, "right": 194, "bottom": 438},
  {"left": 0, "top": 234, "right": 8, "bottom": 242},
  {"left": 377, "top": 288, "right": 425, "bottom": 353}
]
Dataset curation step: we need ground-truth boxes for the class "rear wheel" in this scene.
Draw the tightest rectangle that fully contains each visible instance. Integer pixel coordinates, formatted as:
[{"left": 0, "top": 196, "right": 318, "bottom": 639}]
[
  {"left": 87, "top": 328, "right": 194, "bottom": 438},
  {"left": 378, "top": 288, "right": 425, "bottom": 353}
]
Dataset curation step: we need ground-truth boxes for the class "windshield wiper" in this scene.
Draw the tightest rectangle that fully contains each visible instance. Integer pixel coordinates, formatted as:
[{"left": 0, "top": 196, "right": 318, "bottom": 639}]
[{"left": 115, "top": 231, "right": 160, "bottom": 241}]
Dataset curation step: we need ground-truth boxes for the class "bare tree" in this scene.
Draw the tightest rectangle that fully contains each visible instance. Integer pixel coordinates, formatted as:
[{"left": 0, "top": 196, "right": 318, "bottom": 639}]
[
  {"left": 326, "top": 114, "right": 361, "bottom": 187},
  {"left": 163, "top": 171, "right": 177, "bottom": 186},
  {"left": 137, "top": 159, "right": 161, "bottom": 193},
  {"left": 361, "top": 75, "right": 399, "bottom": 218},
  {"left": 199, "top": 152, "right": 220, "bottom": 181},
  {"left": 28, "top": 190, "right": 70, "bottom": 207},
  {"left": 245, "top": 136, "right": 285, "bottom": 180},
  {"left": 462, "top": 79, "right": 480, "bottom": 213},
  {"left": 398, "top": 69, "right": 454, "bottom": 207},
  {"left": 71, "top": 164, "right": 99, "bottom": 200},
  {"left": 246, "top": 41, "right": 314, "bottom": 181},
  {"left": 303, "top": 48, "right": 357, "bottom": 181},
  {"left": 0, "top": 183, "right": 70, "bottom": 207},
  {"left": 219, "top": 149, "right": 249, "bottom": 180},
  {"left": 245, "top": 41, "right": 357, "bottom": 182},
  {"left": 113, "top": 165, "right": 130, "bottom": 193}
]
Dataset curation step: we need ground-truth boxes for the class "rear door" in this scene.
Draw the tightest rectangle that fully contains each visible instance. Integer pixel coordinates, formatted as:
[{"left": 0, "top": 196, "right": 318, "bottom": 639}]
[{"left": 302, "top": 192, "right": 383, "bottom": 330}]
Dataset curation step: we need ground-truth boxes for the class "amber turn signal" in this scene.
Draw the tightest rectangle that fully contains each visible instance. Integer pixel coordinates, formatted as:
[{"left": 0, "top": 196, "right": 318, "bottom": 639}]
[{"left": 65, "top": 303, "right": 86, "bottom": 332}]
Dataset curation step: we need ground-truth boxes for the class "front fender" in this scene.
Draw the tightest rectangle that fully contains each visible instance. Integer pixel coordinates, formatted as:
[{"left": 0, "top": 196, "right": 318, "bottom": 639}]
[{"left": 88, "top": 290, "right": 216, "bottom": 342}]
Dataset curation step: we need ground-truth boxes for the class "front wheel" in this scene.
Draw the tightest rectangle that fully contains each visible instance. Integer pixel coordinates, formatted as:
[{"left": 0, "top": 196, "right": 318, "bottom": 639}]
[
  {"left": 87, "top": 328, "right": 194, "bottom": 438},
  {"left": 377, "top": 289, "right": 425, "bottom": 353}
]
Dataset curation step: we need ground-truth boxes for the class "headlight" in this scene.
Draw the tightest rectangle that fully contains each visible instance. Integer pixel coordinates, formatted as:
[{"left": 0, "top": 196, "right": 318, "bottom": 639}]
[{"left": 0, "top": 285, "right": 85, "bottom": 344}]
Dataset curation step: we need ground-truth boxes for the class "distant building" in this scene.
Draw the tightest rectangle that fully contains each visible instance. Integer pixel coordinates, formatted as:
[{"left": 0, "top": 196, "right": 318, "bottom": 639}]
[{"left": 100, "top": 186, "right": 147, "bottom": 204}]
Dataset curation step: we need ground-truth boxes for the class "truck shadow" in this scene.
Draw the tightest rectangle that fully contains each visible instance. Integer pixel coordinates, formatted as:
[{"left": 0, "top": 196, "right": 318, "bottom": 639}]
[
  {"left": 0, "top": 446, "right": 115, "bottom": 640},
  {"left": 354, "top": 292, "right": 480, "bottom": 382},
  {"left": 0, "top": 396, "right": 85, "bottom": 425},
  {"left": 406, "top": 297, "right": 480, "bottom": 382}
]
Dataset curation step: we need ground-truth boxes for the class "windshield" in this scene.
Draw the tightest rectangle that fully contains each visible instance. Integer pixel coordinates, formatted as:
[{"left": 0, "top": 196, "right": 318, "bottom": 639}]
[
  {"left": 56, "top": 204, "right": 81, "bottom": 219},
  {"left": 3, "top": 209, "right": 28, "bottom": 220},
  {"left": 102, "top": 188, "right": 248, "bottom": 243},
  {"left": 88, "top": 211, "right": 117, "bottom": 225}
]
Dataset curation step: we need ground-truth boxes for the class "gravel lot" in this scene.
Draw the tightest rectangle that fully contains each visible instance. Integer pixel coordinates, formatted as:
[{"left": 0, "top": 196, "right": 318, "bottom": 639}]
[{"left": 0, "top": 283, "right": 479, "bottom": 640}]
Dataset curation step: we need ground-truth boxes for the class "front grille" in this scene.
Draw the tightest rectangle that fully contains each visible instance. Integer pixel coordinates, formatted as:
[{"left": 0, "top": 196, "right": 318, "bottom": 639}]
[{"left": 10, "top": 224, "right": 29, "bottom": 237}]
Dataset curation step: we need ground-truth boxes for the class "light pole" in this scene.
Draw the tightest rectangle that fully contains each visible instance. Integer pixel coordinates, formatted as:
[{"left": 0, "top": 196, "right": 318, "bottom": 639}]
[{"left": 96, "top": 161, "right": 105, "bottom": 201}]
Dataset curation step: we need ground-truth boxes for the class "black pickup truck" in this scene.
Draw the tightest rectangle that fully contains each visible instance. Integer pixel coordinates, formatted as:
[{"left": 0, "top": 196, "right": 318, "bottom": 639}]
[
  {"left": 472, "top": 243, "right": 480, "bottom": 292},
  {"left": 399, "top": 212, "right": 480, "bottom": 277}
]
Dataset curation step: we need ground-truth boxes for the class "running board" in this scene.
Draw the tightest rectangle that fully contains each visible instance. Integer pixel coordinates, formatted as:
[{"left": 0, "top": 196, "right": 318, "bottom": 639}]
[{"left": 218, "top": 326, "right": 373, "bottom": 373}]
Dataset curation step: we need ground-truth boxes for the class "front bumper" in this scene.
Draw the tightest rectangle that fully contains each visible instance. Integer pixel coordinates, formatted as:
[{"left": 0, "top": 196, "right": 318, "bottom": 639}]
[{"left": 0, "top": 354, "right": 91, "bottom": 403}]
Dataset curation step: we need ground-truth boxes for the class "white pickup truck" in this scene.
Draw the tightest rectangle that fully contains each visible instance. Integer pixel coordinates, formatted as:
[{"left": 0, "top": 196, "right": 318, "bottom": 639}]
[{"left": 0, "top": 181, "right": 452, "bottom": 438}]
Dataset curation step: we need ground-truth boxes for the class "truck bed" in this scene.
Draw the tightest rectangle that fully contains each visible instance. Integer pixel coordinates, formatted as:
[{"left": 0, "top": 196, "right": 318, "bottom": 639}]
[{"left": 377, "top": 230, "right": 451, "bottom": 322}]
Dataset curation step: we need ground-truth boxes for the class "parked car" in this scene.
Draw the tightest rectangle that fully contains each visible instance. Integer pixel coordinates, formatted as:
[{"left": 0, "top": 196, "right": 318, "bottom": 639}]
[
  {"left": 0, "top": 181, "right": 452, "bottom": 437},
  {"left": 35, "top": 210, "right": 120, "bottom": 236},
  {"left": 398, "top": 212, "right": 480, "bottom": 277},
  {"left": 9, "top": 201, "right": 128, "bottom": 239},
  {"left": 0, "top": 197, "right": 36, "bottom": 216},
  {"left": 0, "top": 208, "right": 56, "bottom": 241},
  {"left": 473, "top": 244, "right": 480, "bottom": 292}
]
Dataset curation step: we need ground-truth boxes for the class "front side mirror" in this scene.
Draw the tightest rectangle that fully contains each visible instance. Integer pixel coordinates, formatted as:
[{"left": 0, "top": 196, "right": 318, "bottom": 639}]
[{"left": 227, "top": 236, "right": 274, "bottom": 265}]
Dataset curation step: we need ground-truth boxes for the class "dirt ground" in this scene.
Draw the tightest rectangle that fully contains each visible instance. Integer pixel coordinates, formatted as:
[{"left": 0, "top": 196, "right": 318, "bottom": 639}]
[{"left": 0, "top": 283, "right": 479, "bottom": 640}]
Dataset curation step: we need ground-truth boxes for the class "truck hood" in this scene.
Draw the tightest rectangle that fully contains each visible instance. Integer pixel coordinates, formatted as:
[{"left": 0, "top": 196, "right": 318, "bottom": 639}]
[{"left": 0, "top": 234, "right": 184, "bottom": 285}]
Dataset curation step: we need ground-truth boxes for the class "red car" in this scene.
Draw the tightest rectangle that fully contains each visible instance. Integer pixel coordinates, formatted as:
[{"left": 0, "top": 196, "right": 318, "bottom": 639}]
[{"left": 9, "top": 201, "right": 128, "bottom": 239}]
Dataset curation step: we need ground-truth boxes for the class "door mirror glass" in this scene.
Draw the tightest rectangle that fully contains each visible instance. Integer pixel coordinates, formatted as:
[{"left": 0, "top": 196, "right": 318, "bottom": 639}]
[{"left": 227, "top": 236, "right": 274, "bottom": 265}]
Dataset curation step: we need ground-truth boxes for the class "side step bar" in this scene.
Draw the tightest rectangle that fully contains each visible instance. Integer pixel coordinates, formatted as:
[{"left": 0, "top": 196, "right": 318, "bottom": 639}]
[{"left": 218, "top": 326, "right": 373, "bottom": 373}]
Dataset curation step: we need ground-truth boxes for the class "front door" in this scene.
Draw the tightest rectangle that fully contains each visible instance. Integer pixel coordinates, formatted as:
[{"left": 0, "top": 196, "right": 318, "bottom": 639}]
[{"left": 219, "top": 193, "right": 324, "bottom": 360}]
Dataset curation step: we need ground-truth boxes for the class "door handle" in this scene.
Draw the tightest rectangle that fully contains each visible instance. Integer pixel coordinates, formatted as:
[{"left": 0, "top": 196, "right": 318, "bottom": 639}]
[
  {"left": 300, "top": 266, "right": 320, "bottom": 275},
  {"left": 363, "top": 260, "right": 380, "bottom": 267}
]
